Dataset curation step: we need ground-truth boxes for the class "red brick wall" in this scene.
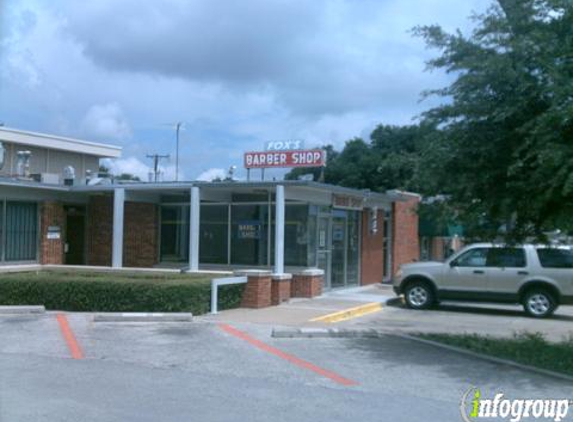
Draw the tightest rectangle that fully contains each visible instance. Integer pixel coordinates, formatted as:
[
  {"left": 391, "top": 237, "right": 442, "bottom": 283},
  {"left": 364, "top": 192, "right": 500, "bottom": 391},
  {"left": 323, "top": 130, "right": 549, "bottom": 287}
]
[
  {"left": 392, "top": 195, "right": 420, "bottom": 276},
  {"left": 360, "top": 210, "right": 385, "bottom": 285},
  {"left": 124, "top": 202, "right": 159, "bottom": 267},
  {"left": 241, "top": 273, "right": 272, "bottom": 308},
  {"left": 87, "top": 195, "right": 113, "bottom": 266},
  {"left": 86, "top": 196, "right": 159, "bottom": 267},
  {"left": 39, "top": 202, "right": 65, "bottom": 265},
  {"left": 291, "top": 273, "right": 323, "bottom": 298}
]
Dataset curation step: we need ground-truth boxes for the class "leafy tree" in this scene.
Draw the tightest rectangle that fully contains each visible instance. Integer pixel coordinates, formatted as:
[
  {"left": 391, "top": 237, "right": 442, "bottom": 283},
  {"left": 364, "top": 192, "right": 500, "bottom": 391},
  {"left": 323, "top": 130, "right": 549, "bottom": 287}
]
[
  {"left": 285, "top": 124, "right": 433, "bottom": 193},
  {"left": 415, "top": 0, "right": 573, "bottom": 241}
]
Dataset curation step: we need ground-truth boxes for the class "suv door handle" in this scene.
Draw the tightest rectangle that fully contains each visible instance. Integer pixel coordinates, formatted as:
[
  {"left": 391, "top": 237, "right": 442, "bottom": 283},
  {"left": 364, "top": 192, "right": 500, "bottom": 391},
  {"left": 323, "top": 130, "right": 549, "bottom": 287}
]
[
  {"left": 473, "top": 270, "right": 485, "bottom": 274},
  {"left": 517, "top": 271, "right": 529, "bottom": 275}
]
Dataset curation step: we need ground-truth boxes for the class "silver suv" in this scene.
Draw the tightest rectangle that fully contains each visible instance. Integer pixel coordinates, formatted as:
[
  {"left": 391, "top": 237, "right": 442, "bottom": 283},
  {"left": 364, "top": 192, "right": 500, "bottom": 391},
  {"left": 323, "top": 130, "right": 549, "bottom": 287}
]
[{"left": 393, "top": 243, "right": 573, "bottom": 318}]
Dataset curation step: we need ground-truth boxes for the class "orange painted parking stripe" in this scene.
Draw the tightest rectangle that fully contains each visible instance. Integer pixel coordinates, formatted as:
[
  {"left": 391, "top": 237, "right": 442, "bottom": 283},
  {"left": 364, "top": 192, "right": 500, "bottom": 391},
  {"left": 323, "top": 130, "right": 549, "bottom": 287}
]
[
  {"left": 218, "top": 323, "right": 357, "bottom": 386},
  {"left": 56, "top": 313, "right": 84, "bottom": 360}
]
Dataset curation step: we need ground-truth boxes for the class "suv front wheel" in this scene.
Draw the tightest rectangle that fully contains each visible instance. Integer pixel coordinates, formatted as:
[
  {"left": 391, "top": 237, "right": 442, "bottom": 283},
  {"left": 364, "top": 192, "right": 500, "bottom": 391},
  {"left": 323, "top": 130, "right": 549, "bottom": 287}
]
[
  {"left": 404, "top": 281, "right": 435, "bottom": 310},
  {"left": 522, "top": 289, "right": 557, "bottom": 318}
]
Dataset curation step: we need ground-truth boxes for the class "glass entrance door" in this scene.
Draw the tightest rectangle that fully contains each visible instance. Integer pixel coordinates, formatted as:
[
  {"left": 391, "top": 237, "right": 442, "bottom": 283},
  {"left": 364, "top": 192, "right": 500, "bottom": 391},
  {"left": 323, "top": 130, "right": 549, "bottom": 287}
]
[
  {"left": 314, "top": 209, "right": 361, "bottom": 290},
  {"left": 331, "top": 214, "right": 347, "bottom": 288},
  {"left": 160, "top": 205, "right": 190, "bottom": 262},
  {"left": 316, "top": 215, "right": 331, "bottom": 289}
]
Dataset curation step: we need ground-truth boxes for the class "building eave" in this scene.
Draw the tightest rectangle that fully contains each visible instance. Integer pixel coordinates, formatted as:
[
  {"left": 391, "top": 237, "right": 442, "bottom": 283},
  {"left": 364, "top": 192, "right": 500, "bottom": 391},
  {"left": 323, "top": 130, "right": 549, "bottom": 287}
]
[{"left": 0, "top": 127, "right": 122, "bottom": 158}]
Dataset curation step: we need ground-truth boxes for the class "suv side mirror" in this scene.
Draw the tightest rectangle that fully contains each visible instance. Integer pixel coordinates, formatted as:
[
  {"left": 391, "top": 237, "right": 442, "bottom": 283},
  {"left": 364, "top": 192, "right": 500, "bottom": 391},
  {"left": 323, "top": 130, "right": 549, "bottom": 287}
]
[{"left": 449, "top": 260, "right": 457, "bottom": 268}]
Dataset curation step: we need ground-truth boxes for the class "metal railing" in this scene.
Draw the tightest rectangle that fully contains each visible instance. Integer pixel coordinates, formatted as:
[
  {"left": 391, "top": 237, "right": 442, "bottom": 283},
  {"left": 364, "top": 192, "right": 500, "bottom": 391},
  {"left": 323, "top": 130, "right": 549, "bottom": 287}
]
[{"left": 210, "top": 276, "right": 247, "bottom": 314}]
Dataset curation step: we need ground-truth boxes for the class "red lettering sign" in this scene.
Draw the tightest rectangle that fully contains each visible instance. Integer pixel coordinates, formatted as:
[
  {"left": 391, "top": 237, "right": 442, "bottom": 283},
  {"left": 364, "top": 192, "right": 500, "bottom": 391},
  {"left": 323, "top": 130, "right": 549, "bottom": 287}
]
[{"left": 244, "top": 149, "right": 326, "bottom": 169}]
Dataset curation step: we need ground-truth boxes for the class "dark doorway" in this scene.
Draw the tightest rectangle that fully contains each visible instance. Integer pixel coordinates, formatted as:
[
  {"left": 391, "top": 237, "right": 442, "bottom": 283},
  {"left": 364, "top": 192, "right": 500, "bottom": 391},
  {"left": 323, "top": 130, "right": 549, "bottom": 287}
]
[{"left": 65, "top": 206, "right": 86, "bottom": 265}]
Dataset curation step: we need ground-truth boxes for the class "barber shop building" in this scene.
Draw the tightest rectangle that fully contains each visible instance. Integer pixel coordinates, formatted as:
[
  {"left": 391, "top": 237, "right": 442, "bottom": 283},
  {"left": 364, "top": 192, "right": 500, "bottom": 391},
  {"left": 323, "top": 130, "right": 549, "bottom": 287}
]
[{"left": 0, "top": 127, "right": 420, "bottom": 288}]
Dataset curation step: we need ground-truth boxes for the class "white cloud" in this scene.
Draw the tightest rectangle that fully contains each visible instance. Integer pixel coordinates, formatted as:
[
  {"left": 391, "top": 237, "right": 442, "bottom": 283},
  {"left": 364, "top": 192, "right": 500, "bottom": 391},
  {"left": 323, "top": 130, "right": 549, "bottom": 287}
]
[
  {"left": 104, "top": 156, "right": 183, "bottom": 182},
  {"left": 197, "top": 168, "right": 226, "bottom": 181},
  {"left": 80, "top": 103, "right": 132, "bottom": 142},
  {"left": 0, "top": 0, "right": 491, "bottom": 182},
  {"left": 103, "top": 156, "right": 148, "bottom": 180}
]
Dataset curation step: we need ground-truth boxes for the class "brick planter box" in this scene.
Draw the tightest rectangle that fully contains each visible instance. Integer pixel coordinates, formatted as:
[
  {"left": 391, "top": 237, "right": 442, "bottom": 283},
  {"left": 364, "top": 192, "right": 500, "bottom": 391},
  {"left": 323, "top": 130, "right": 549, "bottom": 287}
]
[
  {"left": 292, "top": 269, "right": 324, "bottom": 298},
  {"left": 271, "top": 274, "right": 292, "bottom": 305},
  {"left": 238, "top": 270, "right": 272, "bottom": 309}
]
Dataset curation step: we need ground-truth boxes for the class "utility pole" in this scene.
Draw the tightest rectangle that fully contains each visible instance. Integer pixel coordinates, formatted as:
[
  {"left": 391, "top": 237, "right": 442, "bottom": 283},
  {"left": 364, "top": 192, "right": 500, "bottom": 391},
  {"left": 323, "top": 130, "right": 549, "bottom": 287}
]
[
  {"left": 175, "top": 122, "right": 182, "bottom": 182},
  {"left": 146, "top": 154, "right": 170, "bottom": 182}
]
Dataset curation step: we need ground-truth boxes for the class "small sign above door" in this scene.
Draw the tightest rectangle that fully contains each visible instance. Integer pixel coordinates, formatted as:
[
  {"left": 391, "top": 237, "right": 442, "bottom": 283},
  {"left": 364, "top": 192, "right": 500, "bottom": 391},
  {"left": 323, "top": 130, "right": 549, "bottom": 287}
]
[{"left": 332, "top": 194, "right": 363, "bottom": 211}]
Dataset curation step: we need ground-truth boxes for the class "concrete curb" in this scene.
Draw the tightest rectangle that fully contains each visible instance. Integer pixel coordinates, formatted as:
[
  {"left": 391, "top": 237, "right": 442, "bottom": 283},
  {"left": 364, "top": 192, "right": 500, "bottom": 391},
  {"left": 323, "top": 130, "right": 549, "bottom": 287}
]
[
  {"left": 309, "top": 302, "right": 382, "bottom": 323},
  {"left": 93, "top": 312, "right": 193, "bottom": 322},
  {"left": 0, "top": 305, "right": 46, "bottom": 314},
  {"left": 272, "top": 327, "right": 573, "bottom": 383},
  {"left": 393, "top": 333, "right": 573, "bottom": 384},
  {"left": 272, "top": 327, "right": 384, "bottom": 339}
]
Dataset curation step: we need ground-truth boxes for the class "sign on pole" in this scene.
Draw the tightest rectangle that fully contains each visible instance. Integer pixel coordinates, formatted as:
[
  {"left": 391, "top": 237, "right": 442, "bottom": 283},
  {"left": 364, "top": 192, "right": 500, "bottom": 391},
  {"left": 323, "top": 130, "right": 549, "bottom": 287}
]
[{"left": 244, "top": 149, "right": 326, "bottom": 169}]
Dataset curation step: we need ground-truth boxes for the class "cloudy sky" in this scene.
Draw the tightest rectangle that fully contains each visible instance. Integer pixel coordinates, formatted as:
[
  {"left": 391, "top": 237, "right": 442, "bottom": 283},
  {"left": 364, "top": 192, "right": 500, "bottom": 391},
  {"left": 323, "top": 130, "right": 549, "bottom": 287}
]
[{"left": 0, "top": 0, "right": 489, "bottom": 181}]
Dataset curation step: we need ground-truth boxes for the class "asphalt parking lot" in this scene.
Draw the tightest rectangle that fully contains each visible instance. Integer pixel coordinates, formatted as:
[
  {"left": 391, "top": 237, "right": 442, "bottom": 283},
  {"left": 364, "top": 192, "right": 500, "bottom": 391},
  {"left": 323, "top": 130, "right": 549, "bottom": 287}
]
[
  {"left": 343, "top": 295, "right": 573, "bottom": 342},
  {"left": 0, "top": 312, "right": 571, "bottom": 422}
]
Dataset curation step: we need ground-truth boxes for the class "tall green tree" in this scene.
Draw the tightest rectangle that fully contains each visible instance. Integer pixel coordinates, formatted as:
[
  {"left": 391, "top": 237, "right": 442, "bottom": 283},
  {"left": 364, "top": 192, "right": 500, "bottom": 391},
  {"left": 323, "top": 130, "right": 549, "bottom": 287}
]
[
  {"left": 285, "top": 124, "right": 433, "bottom": 192},
  {"left": 415, "top": 0, "right": 573, "bottom": 240}
]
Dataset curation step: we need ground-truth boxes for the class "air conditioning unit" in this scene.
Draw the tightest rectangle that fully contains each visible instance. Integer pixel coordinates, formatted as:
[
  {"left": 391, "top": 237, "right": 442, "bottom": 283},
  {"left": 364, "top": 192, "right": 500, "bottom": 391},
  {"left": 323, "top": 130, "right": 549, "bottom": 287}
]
[{"left": 40, "top": 173, "right": 60, "bottom": 185}]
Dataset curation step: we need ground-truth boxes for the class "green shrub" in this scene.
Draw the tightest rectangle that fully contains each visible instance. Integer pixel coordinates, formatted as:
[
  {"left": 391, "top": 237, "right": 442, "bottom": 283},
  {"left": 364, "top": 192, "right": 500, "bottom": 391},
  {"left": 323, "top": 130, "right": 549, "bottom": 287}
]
[{"left": 0, "top": 271, "right": 245, "bottom": 315}]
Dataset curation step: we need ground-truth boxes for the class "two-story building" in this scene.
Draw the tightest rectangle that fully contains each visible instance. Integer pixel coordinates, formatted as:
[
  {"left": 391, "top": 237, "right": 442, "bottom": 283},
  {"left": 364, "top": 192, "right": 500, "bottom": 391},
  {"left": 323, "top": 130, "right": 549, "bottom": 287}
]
[{"left": 0, "top": 127, "right": 420, "bottom": 288}]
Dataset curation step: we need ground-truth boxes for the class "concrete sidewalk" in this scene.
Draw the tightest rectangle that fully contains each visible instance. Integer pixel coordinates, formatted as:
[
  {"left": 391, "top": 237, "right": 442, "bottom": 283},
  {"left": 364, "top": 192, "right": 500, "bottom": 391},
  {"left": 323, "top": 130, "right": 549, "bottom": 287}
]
[
  {"left": 201, "top": 283, "right": 573, "bottom": 342},
  {"left": 200, "top": 284, "right": 391, "bottom": 326}
]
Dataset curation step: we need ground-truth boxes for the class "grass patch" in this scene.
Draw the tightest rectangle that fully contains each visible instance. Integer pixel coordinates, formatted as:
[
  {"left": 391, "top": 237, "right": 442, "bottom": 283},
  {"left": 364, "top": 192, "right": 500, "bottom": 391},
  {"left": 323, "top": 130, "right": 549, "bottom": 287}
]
[
  {"left": 0, "top": 270, "right": 244, "bottom": 315},
  {"left": 418, "top": 332, "right": 573, "bottom": 376}
]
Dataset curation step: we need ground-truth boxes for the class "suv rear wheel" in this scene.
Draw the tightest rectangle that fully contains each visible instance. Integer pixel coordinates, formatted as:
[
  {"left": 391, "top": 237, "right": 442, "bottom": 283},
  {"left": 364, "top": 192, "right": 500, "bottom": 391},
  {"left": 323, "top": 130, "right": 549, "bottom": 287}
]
[
  {"left": 404, "top": 281, "right": 435, "bottom": 310},
  {"left": 522, "top": 289, "right": 557, "bottom": 318}
]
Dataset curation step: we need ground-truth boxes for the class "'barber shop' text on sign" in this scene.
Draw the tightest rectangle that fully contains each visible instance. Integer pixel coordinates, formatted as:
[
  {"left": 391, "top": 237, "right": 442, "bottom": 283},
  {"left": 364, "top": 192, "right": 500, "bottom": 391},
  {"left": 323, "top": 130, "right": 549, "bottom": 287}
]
[{"left": 244, "top": 149, "right": 326, "bottom": 169}]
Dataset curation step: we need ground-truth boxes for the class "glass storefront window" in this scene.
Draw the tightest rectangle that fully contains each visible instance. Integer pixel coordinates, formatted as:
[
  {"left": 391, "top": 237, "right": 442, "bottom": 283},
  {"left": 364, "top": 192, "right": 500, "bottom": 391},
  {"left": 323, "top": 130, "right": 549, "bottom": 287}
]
[
  {"left": 231, "top": 204, "right": 269, "bottom": 266},
  {"left": 160, "top": 206, "right": 189, "bottom": 262},
  {"left": 157, "top": 198, "right": 363, "bottom": 289},
  {"left": 284, "top": 204, "right": 311, "bottom": 267},
  {"left": 5, "top": 201, "right": 37, "bottom": 261},
  {"left": 200, "top": 205, "right": 229, "bottom": 264}
]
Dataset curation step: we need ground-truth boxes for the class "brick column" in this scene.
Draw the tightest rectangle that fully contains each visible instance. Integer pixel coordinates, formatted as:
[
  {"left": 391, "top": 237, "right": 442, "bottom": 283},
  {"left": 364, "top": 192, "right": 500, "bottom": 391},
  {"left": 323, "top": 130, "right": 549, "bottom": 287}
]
[
  {"left": 87, "top": 195, "right": 113, "bottom": 266},
  {"left": 292, "top": 269, "right": 324, "bottom": 298},
  {"left": 240, "top": 270, "right": 272, "bottom": 309},
  {"left": 271, "top": 273, "right": 292, "bottom": 305},
  {"left": 40, "top": 201, "right": 65, "bottom": 265},
  {"left": 392, "top": 194, "right": 421, "bottom": 277}
]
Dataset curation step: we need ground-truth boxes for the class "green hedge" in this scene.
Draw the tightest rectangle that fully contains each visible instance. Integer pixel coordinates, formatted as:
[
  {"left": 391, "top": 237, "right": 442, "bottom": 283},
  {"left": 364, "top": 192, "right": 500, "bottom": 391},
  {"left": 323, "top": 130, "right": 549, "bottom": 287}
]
[{"left": 0, "top": 271, "right": 245, "bottom": 315}]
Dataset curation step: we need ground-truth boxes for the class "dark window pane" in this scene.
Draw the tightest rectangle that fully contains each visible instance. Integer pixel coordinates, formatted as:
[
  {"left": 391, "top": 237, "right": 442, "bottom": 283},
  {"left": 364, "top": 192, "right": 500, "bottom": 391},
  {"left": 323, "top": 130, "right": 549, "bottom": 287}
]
[
  {"left": 200, "top": 205, "right": 228, "bottom": 264},
  {"left": 537, "top": 248, "right": 573, "bottom": 268},
  {"left": 487, "top": 248, "right": 526, "bottom": 268},
  {"left": 284, "top": 205, "right": 310, "bottom": 267},
  {"left": 5, "top": 202, "right": 37, "bottom": 261},
  {"left": 160, "top": 206, "right": 189, "bottom": 262},
  {"left": 231, "top": 205, "right": 269, "bottom": 266},
  {"left": 454, "top": 248, "right": 488, "bottom": 267}
]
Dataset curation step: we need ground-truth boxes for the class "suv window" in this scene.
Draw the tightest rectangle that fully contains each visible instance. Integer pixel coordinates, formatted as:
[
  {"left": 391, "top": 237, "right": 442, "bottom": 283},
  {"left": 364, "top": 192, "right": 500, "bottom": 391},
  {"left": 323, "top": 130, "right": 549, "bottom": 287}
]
[
  {"left": 536, "top": 248, "right": 573, "bottom": 268},
  {"left": 453, "top": 248, "right": 488, "bottom": 267},
  {"left": 486, "top": 248, "right": 526, "bottom": 268}
]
